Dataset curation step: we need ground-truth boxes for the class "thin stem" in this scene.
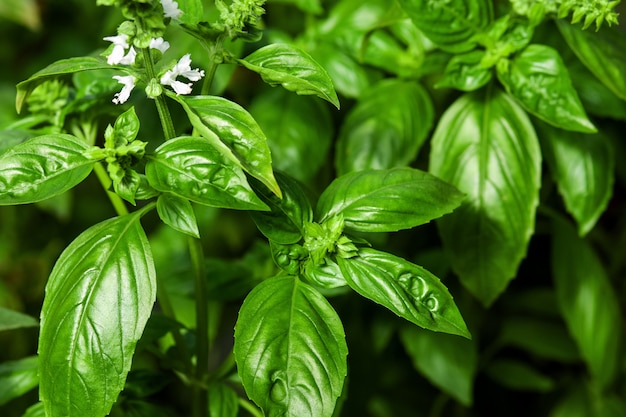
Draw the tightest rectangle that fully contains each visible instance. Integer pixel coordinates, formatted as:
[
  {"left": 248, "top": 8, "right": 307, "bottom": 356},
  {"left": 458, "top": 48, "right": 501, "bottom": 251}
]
[
  {"left": 200, "top": 36, "right": 225, "bottom": 96},
  {"left": 93, "top": 162, "right": 129, "bottom": 216},
  {"left": 189, "top": 236, "right": 209, "bottom": 417},
  {"left": 238, "top": 398, "right": 263, "bottom": 417},
  {"left": 141, "top": 47, "right": 176, "bottom": 140}
]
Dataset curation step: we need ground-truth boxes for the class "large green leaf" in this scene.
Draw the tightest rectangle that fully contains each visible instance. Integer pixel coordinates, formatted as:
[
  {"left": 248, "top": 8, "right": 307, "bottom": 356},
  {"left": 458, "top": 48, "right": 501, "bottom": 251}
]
[
  {"left": 234, "top": 275, "right": 347, "bottom": 417},
  {"left": 552, "top": 218, "right": 621, "bottom": 389},
  {"left": 16, "top": 56, "right": 112, "bottom": 113},
  {"left": 539, "top": 123, "right": 614, "bottom": 236},
  {"left": 557, "top": 20, "right": 626, "bottom": 101},
  {"left": 175, "top": 95, "right": 281, "bottom": 197},
  {"left": 396, "top": 0, "right": 493, "bottom": 52},
  {"left": 429, "top": 87, "right": 541, "bottom": 306},
  {"left": 497, "top": 44, "right": 596, "bottom": 133},
  {"left": 400, "top": 326, "right": 477, "bottom": 405},
  {"left": 337, "top": 248, "right": 470, "bottom": 338},
  {"left": 0, "top": 134, "right": 95, "bottom": 205},
  {"left": 335, "top": 79, "right": 434, "bottom": 175},
  {"left": 317, "top": 167, "right": 464, "bottom": 233},
  {"left": 238, "top": 43, "right": 340, "bottom": 108},
  {"left": 0, "top": 307, "right": 39, "bottom": 331},
  {"left": 145, "top": 136, "right": 268, "bottom": 211},
  {"left": 39, "top": 209, "right": 157, "bottom": 417},
  {"left": 0, "top": 356, "right": 39, "bottom": 406}
]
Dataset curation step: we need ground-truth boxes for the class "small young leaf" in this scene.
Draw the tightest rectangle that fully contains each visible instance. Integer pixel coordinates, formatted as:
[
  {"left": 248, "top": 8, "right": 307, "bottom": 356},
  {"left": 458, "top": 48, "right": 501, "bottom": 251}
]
[
  {"left": 317, "top": 167, "right": 464, "bottom": 233},
  {"left": 16, "top": 56, "right": 112, "bottom": 113},
  {"left": 0, "top": 134, "right": 95, "bottom": 205},
  {"left": 39, "top": 210, "right": 157, "bottom": 417},
  {"left": 0, "top": 356, "right": 39, "bottom": 406},
  {"left": 175, "top": 95, "right": 281, "bottom": 197},
  {"left": 435, "top": 50, "right": 493, "bottom": 91},
  {"left": 400, "top": 326, "right": 477, "bottom": 405},
  {"left": 112, "top": 106, "right": 140, "bottom": 146},
  {"left": 234, "top": 275, "right": 347, "bottom": 417},
  {"left": 338, "top": 248, "right": 470, "bottom": 338},
  {"left": 429, "top": 88, "right": 541, "bottom": 306},
  {"left": 238, "top": 43, "right": 340, "bottom": 108},
  {"left": 497, "top": 44, "right": 596, "bottom": 133},
  {"left": 552, "top": 217, "right": 621, "bottom": 389},
  {"left": 208, "top": 383, "right": 239, "bottom": 417},
  {"left": 484, "top": 359, "right": 555, "bottom": 393},
  {"left": 157, "top": 193, "right": 200, "bottom": 238},
  {"left": 0, "top": 307, "right": 39, "bottom": 331},
  {"left": 176, "top": 0, "right": 204, "bottom": 25},
  {"left": 22, "top": 402, "right": 45, "bottom": 417},
  {"left": 145, "top": 136, "right": 268, "bottom": 211},
  {"left": 335, "top": 79, "right": 434, "bottom": 174}
]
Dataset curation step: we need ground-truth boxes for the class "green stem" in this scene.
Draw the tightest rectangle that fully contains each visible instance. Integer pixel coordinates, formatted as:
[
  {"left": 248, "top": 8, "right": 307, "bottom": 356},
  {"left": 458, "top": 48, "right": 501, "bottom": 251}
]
[
  {"left": 142, "top": 47, "right": 176, "bottom": 140},
  {"left": 93, "top": 162, "right": 129, "bottom": 216},
  {"left": 189, "top": 236, "right": 209, "bottom": 417},
  {"left": 238, "top": 398, "right": 263, "bottom": 417},
  {"left": 200, "top": 36, "right": 225, "bottom": 96}
]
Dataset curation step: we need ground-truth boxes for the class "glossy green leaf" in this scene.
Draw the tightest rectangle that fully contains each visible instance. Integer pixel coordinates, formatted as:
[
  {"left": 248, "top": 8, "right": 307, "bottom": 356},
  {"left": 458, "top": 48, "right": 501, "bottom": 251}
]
[
  {"left": 335, "top": 79, "right": 434, "bottom": 175},
  {"left": 238, "top": 43, "right": 340, "bottom": 108},
  {"left": 39, "top": 210, "right": 157, "bottom": 417},
  {"left": 552, "top": 217, "right": 621, "bottom": 388},
  {"left": 319, "top": 0, "right": 404, "bottom": 34},
  {"left": 16, "top": 56, "right": 112, "bottom": 113},
  {"left": 497, "top": 44, "right": 596, "bottom": 133},
  {"left": 436, "top": 50, "right": 493, "bottom": 91},
  {"left": 317, "top": 167, "right": 464, "bottom": 233},
  {"left": 249, "top": 88, "right": 333, "bottom": 182},
  {"left": 112, "top": 106, "right": 140, "bottom": 146},
  {"left": 429, "top": 88, "right": 541, "bottom": 306},
  {"left": 485, "top": 359, "right": 554, "bottom": 392},
  {"left": 338, "top": 248, "right": 470, "bottom": 338},
  {"left": 250, "top": 171, "right": 313, "bottom": 245},
  {"left": 145, "top": 136, "right": 268, "bottom": 211},
  {"left": 400, "top": 326, "right": 477, "bottom": 405},
  {"left": 361, "top": 30, "right": 423, "bottom": 78},
  {"left": 156, "top": 193, "right": 200, "bottom": 238},
  {"left": 539, "top": 123, "right": 614, "bottom": 236},
  {"left": 396, "top": 0, "right": 492, "bottom": 52},
  {"left": 175, "top": 95, "right": 281, "bottom": 197},
  {"left": 208, "top": 383, "right": 239, "bottom": 417},
  {"left": 0, "top": 356, "right": 39, "bottom": 405},
  {"left": 22, "top": 402, "right": 45, "bottom": 417},
  {"left": 0, "top": 130, "right": 32, "bottom": 154},
  {"left": 234, "top": 275, "right": 347, "bottom": 417},
  {"left": 0, "top": 134, "right": 95, "bottom": 205},
  {"left": 557, "top": 20, "right": 626, "bottom": 101},
  {"left": 0, "top": 307, "right": 39, "bottom": 331}
]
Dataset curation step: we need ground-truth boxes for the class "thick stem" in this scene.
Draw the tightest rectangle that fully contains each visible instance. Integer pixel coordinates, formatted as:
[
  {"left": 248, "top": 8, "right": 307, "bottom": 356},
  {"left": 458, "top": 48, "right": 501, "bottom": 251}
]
[
  {"left": 93, "top": 162, "right": 129, "bottom": 216},
  {"left": 141, "top": 47, "right": 176, "bottom": 140}
]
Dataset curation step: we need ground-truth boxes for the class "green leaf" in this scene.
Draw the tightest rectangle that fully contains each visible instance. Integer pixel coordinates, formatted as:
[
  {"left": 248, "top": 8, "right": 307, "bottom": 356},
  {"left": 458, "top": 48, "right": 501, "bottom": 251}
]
[
  {"left": 0, "top": 307, "right": 39, "bottom": 331},
  {"left": 249, "top": 88, "right": 333, "bottom": 182},
  {"left": 249, "top": 171, "right": 313, "bottom": 245},
  {"left": 175, "top": 95, "right": 281, "bottom": 197},
  {"left": 552, "top": 217, "right": 621, "bottom": 388},
  {"left": 39, "top": 209, "right": 157, "bottom": 417},
  {"left": 238, "top": 43, "right": 340, "bottom": 109},
  {"left": 176, "top": 0, "right": 204, "bottom": 25},
  {"left": 317, "top": 167, "right": 464, "bottom": 233},
  {"left": 0, "top": 356, "right": 39, "bottom": 406},
  {"left": 429, "top": 87, "right": 541, "bottom": 306},
  {"left": 22, "top": 402, "right": 45, "bottom": 417},
  {"left": 435, "top": 50, "right": 493, "bottom": 91},
  {"left": 112, "top": 106, "right": 140, "bottom": 146},
  {"left": 361, "top": 30, "right": 423, "bottom": 78},
  {"left": 396, "top": 0, "right": 493, "bottom": 52},
  {"left": 145, "top": 136, "right": 268, "bottom": 211},
  {"left": 335, "top": 79, "right": 434, "bottom": 175},
  {"left": 234, "top": 275, "right": 347, "bottom": 417},
  {"left": 0, "top": 0, "right": 40, "bottom": 30},
  {"left": 16, "top": 56, "right": 112, "bottom": 113},
  {"left": 337, "top": 248, "right": 470, "bottom": 338},
  {"left": 208, "top": 383, "right": 239, "bottom": 417},
  {"left": 269, "top": 0, "right": 322, "bottom": 14},
  {"left": 0, "top": 134, "right": 95, "bottom": 205},
  {"left": 497, "top": 44, "right": 596, "bottom": 133},
  {"left": 156, "top": 193, "right": 200, "bottom": 238},
  {"left": 557, "top": 20, "right": 626, "bottom": 101},
  {"left": 484, "top": 359, "right": 554, "bottom": 393},
  {"left": 539, "top": 123, "right": 614, "bottom": 236},
  {"left": 400, "top": 326, "right": 477, "bottom": 405}
]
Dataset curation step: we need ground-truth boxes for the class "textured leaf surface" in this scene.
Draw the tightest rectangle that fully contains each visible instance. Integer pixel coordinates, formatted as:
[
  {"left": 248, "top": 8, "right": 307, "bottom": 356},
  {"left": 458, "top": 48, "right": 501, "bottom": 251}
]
[
  {"left": 39, "top": 211, "right": 157, "bottom": 417},
  {"left": 335, "top": 79, "right": 434, "bottom": 174},
  {"left": 177, "top": 95, "right": 280, "bottom": 197},
  {"left": 145, "top": 136, "right": 268, "bottom": 211},
  {"left": 552, "top": 218, "right": 621, "bottom": 388},
  {"left": 400, "top": 326, "right": 477, "bottom": 404},
  {"left": 539, "top": 123, "right": 614, "bottom": 236},
  {"left": 429, "top": 88, "right": 541, "bottom": 306},
  {"left": 239, "top": 43, "right": 340, "bottom": 108},
  {"left": 497, "top": 44, "right": 595, "bottom": 133},
  {"left": 234, "top": 275, "right": 347, "bottom": 417},
  {"left": 0, "top": 356, "right": 39, "bottom": 406},
  {"left": 436, "top": 50, "right": 492, "bottom": 92},
  {"left": 338, "top": 249, "right": 470, "bottom": 338},
  {"left": 317, "top": 167, "right": 464, "bottom": 232},
  {"left": 0, "top": 134, "right": 94, "bottom": 205},
  {"left": 156, "top": 193, "right": 200, "bottom": 238}
]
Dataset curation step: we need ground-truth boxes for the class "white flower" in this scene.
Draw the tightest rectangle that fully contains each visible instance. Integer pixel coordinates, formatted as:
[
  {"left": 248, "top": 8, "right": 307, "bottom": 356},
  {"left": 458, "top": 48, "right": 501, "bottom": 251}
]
[
  {"left": 150, "top": 37, "right": 170, "bottom": 54},
  {"left": 104, "top": 34, "right": 136, "bottom": 65},
  {"left": 160, "top": 54, "right": 205, "bottom": 95},
  {"left": 161, "top": 0, "right": 183, "bottom": 19},
  {"left": 112, "top": 75, "right": 136, "bottom": 104}
]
